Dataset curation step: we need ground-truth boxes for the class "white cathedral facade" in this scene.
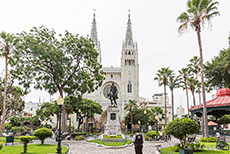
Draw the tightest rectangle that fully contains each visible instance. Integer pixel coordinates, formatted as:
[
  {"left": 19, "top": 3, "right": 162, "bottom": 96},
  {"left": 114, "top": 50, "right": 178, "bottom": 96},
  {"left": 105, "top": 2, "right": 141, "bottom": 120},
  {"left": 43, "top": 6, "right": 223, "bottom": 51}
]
[{"left": 82, "top": 13, "right": 140, "bottom": 126}]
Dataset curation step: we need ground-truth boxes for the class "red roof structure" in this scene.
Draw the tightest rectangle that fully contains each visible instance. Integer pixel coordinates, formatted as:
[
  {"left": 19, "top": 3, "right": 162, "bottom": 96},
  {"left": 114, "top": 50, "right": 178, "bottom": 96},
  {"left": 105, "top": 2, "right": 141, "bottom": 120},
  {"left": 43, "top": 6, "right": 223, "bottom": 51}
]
[
  {"left": 190, "top": 88, "right": 230, "bottom": 110},
  {"left": 208, "top": 121, "right": 218, "bottom": 126}
]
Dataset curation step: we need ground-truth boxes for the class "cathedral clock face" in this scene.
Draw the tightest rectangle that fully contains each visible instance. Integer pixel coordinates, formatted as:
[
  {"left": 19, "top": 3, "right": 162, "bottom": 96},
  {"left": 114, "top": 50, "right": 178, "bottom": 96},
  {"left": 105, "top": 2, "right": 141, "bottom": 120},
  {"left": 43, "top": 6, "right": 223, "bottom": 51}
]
[{"left": 103, "top": 84, "right": 112, "bottom": 98}]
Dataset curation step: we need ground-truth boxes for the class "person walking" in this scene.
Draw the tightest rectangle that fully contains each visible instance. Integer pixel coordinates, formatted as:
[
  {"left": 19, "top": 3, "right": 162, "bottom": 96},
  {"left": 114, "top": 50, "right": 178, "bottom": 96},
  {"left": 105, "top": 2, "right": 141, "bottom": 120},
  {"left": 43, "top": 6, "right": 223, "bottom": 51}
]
[{"left": 133, "top": 130, "right": 145, "bottom": 154}]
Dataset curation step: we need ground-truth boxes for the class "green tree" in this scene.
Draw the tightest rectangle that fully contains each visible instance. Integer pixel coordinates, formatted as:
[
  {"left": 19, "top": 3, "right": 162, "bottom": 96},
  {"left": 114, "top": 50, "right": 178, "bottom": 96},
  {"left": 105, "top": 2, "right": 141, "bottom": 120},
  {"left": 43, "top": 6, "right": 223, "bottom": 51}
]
[
  {"left": 165, "top": 118, "right": 199, "bottom": 149},
  {"left": 19, "top": 136, "right": 35, "bottom": 153},
  {"left": 154, "top": 67, "right": 173, "bottom": 126},
  {"left": 0, "top": 32, "right": 19, "bottom": 131},
  {"left": 124, "top": 99, "right": 138, "bottom": 132},
  {"left": 11, "top": 26, "right": 104, "bottom": 132},
  {"left": 149, "top": 107, "right": 165, "bottom": 132},
  {"left": 188, "top": 56, "right": 201, "bottom": 104},
  {"left": 64, "top": 96, "right": 103, "bottom": 130},
  {"left": 125, "top": 108, "right": 150, "bottom": 127},
  {"left": 187, "top": 76, "right": 199, "bottom": 107},
  {"left": 219, "top": 115, "right": 230, "bottom": 128},
  {"left": 179, "top": 67, "right": 190, "bottom": 113},
  {"left": 0, "top": 78, "right": 25, "bottom": 122},
  {"left": 168, "top": 75, "right": 180, "bottom": 120},
  {"left": 33, "top": 128, "right": 52, "bottom": 145},
  {"left": 177, "top": 0, "right": 220, "bottom": 138}
]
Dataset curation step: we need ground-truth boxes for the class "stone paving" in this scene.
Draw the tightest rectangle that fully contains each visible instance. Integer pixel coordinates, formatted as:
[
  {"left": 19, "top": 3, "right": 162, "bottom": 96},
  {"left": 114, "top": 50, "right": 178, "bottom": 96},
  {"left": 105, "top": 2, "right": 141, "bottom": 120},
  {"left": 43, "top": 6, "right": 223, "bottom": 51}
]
[{"left": 61, "top": 136, "right": 179, "bottom": 154}]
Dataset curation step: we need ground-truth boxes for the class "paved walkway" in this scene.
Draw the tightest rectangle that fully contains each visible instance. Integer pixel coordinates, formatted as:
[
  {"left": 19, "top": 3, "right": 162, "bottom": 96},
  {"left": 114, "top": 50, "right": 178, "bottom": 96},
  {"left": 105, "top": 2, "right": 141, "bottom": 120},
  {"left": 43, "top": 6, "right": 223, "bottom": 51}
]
[{"left": 61, "top": 137, "right": 179, "bottom": 154}]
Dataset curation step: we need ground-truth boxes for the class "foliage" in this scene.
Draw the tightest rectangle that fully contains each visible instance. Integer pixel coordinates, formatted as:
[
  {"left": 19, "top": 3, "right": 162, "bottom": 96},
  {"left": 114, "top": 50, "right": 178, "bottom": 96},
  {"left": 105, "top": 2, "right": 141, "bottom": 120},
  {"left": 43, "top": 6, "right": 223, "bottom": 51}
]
[
  {"left": 33, "top": 128, "right": 52, "bottom": 145},
  {"left": 75, "top": 135, "right": 84, "bottom": 141},
  {"left": 64, "top": 96, "right": 103, "bottom": 130},
  {"left": 0, "top": 142, "right": 3, "bottom": 151},
  {"left": 9, "top": 115, "right": 41, "bottom": 128},
  {"left": 0, "top": 78, "right": 25, "bottom": 123},
  {"left": 199, "top": 137, "right": 218, "bottom": 142},
  {"left": 103, "top": 135, "right": 122, "bottom": 139},
  {"left": 164, "top": 118, "right": 199, "bottom": 149},
  {"left": 0, "top": 144, "right": 68, "bottom": 154},
  {"left": 219, "top": 115, "right": 230, "bottom": 126},
  {"left": 205, "top": 47, "right": 230, "bottom": 90},
  {"left": 71, "top": 132, "right": 87, "bottom": 138},
  {"left": 125, "top": 108, "right": 150, "bottom": 126},
  {"left": 144, "top": 135, "right": 153, "bottom": 141},
  {"left": 186, "top": 142, "right": 205, "bottom": 151},
  {"left": 5, "top": 123, "right": 12, "bottom": 130},
  {"left": 19, "top": 136, "right": 35, "bottom": 153},
  {"left": 88, "top": 139, "right": 132, "bottom": 146},
  {"left": 36, "top": 102, "right": 59, "bottom": 122},
  {"left": 12, "top": 126, "right": 31, "bottom": 135},
  {"left": 148, "top": 107, "right": 165, "bottom": 126},
  {"left": 146, "top": 131, "right": 158, "bottom": 138}
]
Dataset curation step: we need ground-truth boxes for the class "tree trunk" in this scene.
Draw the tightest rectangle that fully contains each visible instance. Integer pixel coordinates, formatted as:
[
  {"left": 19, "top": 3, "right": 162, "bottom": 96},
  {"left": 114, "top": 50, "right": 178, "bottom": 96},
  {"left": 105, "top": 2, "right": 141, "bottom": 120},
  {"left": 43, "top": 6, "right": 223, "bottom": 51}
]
[
  {"left": 164, "top": 84, "right": 167, "bottom": 126},
  {"left": 59, "top": 88, "right": 67, "bottom": 133},
  {"left": 171, "top": 90, "right": 174, "bottom": 121},
  {"left": 192, "top": 91, "right": 196, "bottom": 107},
  {"left": 185, "top": 86, "right": 189, "bottom": 115},
  {"left": 130, "top": 110, "right": 133, "bottom": 132},
  {"left": 1, "top": 53, "right": 8, "bottom": 132},
  {"left": 196, "top": 28, "right": 208, "bottom": 138}
]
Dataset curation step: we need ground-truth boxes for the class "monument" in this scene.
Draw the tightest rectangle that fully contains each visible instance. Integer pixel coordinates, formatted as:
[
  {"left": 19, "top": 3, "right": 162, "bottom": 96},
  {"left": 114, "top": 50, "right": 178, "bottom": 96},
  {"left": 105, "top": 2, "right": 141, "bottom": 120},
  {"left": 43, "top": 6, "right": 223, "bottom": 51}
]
[{"left": 104, "top": 83, "right": 121, "bottom": 135}]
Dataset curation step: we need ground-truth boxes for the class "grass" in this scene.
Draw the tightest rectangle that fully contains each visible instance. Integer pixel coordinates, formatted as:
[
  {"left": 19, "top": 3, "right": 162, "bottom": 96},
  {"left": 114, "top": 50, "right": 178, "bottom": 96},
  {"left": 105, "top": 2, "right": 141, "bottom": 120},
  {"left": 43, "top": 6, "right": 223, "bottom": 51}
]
[
  {"left": 88, "top": 139, "right": 132, "bottom": 146},
  {"left": 0, "top": 144, "right": 68, "bottom": 154},
  {"left": 160, "top": 147, "right": 230, "bottom": 154},
  {"left": 0, "top": 137, "right": 21, "bottom": 143}
]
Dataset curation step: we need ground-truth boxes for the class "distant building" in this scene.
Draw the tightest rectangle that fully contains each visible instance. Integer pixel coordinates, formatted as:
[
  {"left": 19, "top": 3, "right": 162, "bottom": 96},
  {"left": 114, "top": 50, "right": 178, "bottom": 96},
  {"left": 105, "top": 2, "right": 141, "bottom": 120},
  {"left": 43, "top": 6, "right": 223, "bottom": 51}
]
[
  {"left": 176, "top": 105, "right": 185, "bottom": 118},
  {"left": 22, "top": 101, "right": 43, "bottom": 117}
]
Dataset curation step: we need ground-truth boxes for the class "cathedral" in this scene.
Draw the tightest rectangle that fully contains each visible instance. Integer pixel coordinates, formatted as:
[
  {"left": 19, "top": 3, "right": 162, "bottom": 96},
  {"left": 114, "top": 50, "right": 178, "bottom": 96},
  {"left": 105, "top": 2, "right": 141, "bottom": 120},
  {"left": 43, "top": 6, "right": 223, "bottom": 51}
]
[{"left": 83, "top": 13, "right": 140, "bottom": 127}]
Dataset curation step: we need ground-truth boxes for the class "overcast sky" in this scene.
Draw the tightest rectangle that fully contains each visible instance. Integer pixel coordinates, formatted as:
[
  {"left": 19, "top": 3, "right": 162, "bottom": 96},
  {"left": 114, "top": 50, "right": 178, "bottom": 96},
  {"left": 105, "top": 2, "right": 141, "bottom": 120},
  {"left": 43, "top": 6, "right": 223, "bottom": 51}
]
[{"left": 0, "top": 0, "right": 230, "bottom": 113}]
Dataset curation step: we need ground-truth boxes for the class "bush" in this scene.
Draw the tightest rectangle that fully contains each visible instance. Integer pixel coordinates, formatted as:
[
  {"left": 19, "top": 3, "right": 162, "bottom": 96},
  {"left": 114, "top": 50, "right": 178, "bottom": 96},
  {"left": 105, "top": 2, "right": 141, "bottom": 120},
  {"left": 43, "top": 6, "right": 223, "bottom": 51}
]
[
  {"left": 75, "top": 135, "right": 84, "bottom": 140},
  {"left": 19, "top": 136, "right": 35, "bottom": 153},
  {"left": 144, "top": 135, "right": 153, "bottom": 141},
  {"left": 186, "top": 142, "right": 205, "bottom": 151},
  {"left": 12, "top": 126, "right": 31, "bottom": 136},
  {"left": 71, "top": 132, "right": 87, "bottom": 138},
  {"left": 33, "top": 128, "right": 52, "bottom": 144},
  {"left": 199, "top": 137, "right": 217, "bottom": 142},
  {"left": 5, "top": 123, "right": 12, "bottom": 131},
  {"left": 164, "top": 118, "right": 199, "bottom": 149}
]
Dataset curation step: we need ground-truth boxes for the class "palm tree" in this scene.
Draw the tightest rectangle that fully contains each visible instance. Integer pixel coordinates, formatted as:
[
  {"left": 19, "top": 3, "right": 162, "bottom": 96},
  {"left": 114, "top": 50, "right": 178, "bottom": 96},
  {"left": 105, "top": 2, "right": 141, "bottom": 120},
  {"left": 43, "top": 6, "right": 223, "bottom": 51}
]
[
  {"left": 177, "top": 0, "right": 220, "bottom": 137},
  {"left": 0, "top": 32, "right": 18, "bottom": 131},
  {"left": 124, "top": 99, "right": 138, "bottom": 133},
  {"left": 154, "top": 67, "right": 173, "bottom": 126},
  {"left": 168, "top": 75, "right": 181, "bottom": 121},
  {"left": 179, "top": 67, "right": 190, "bottom": 114},
  {"left": 188, "top": 56, "right": 201, "bottom": 104},
  {"left": 149, "top": 107, "right": 165, "bottom": 133},
  {"left": 187, "top": 76, "right": 199, "bottom": 107}
]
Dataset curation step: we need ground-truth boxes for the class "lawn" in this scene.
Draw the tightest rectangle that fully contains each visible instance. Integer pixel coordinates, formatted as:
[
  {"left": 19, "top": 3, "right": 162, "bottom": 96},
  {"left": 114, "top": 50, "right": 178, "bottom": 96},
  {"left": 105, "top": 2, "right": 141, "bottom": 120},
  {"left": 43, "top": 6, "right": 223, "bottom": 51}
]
[
  {"left": 0, "top": 137, "right": 21, "bottom": 143},
  {"left": 88, "top": 139, "right": 132, "bottom": 146},
  {"left": 0, "top": 144, "right": 68, "bottom": 154},
  {"left": 160, "top": 147, "right": 230, "bottom": 154}
]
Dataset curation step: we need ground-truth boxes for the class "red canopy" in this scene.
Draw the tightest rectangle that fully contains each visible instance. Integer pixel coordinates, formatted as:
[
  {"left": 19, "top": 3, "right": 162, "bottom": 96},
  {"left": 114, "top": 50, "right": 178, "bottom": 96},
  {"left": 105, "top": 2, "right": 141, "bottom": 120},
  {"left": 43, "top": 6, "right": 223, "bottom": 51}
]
[
  {"left": 190, "top": 88, "right": 230, "bottom": 110},
  {"left": 208, "top": 121, "right": 218, "bottom": 126}
]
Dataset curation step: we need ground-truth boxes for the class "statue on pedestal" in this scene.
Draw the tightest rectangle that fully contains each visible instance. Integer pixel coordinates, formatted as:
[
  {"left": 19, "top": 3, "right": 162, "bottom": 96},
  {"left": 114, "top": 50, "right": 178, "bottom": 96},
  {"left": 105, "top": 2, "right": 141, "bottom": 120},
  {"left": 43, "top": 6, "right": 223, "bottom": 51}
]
[{"left": 108, "top": 83, "right": 118, "bottom": 107}]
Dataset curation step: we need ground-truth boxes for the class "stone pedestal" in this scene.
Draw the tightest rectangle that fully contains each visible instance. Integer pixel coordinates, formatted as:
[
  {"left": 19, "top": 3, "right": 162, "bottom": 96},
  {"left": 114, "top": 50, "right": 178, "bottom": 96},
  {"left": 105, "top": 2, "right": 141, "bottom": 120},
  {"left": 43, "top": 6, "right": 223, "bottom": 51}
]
[{"left": 104, "top": 106, "right": 121, "bottom": 135}]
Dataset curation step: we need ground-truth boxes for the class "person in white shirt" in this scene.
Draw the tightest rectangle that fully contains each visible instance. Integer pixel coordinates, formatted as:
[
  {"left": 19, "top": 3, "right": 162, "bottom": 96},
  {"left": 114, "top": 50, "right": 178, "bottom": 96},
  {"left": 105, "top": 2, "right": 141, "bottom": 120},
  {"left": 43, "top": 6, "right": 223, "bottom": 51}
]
[{"left": 132, "top": 130, "right": 145, "bottom": 154}]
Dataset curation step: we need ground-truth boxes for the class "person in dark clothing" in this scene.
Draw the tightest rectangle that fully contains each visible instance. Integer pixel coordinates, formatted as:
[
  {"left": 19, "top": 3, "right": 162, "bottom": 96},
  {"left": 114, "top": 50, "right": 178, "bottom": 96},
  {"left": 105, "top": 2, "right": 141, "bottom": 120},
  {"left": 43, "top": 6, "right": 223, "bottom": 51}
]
[{"left": 132, "top": 130, "right": 145, "bottom": 154}]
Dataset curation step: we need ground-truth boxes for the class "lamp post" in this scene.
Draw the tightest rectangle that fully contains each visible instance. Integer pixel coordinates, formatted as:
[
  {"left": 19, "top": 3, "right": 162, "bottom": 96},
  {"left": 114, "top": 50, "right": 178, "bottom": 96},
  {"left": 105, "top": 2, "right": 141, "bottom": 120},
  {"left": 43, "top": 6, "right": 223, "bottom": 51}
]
[
  {"left": 138, "top": 120, "right": 141, "bottom": 130},
  {"left": 68, "top": 114, "right": 72, "bottom": 134},
  {"left": 155, "top": 115, "right": 159, "bottom": 134},
  {"left": 144, "top": 110, "right": 147, "bottom": 133},
  {"left": 56, "top": 96, "right": 64, "bottom": 154},
  {"left": 83, "top": 120, "right": 86, "bottom": 132}
]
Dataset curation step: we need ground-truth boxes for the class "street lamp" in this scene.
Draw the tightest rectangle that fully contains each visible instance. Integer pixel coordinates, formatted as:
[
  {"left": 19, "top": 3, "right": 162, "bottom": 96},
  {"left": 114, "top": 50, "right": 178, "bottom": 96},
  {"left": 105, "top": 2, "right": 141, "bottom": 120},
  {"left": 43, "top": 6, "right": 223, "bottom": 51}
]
[
  {"left": 83, "top": 120, "right": 86, "bottom": 132},
  {"left": 68, "top": 114, "right": 72, "bottom": 134},
  {"left": 138, "top": 120, "right": 141, "bottom": 130},
  {"left": 56, "top": 96, "right": 64, "bottom": 154},
  {"left": 155, "top": 115, "right": 159, "bottom": 134},
  {"left": 144, "top": 110, "right": 147, "bottom": 133}
]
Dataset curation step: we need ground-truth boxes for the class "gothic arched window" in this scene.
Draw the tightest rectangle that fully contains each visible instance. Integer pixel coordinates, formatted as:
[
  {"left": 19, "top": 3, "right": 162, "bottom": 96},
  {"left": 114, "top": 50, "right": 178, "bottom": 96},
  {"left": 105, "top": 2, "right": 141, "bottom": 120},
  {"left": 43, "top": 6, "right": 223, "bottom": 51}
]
[{"left": 127, "top": 81, "right": 132, "bottom": 93}]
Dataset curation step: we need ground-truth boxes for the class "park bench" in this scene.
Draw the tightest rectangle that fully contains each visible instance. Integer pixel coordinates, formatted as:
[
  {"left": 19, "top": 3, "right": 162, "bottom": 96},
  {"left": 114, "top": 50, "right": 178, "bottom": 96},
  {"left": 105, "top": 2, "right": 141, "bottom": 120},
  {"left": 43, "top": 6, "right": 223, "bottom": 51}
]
[
  {"left": 5, "top": 136, "right": 14, "bottom": 146},
  {"left": 186, "top": 135, "right": 196, "bottom": 143},
  {"left": 216, "top": 136, "right": 229, "bottom": 150}
]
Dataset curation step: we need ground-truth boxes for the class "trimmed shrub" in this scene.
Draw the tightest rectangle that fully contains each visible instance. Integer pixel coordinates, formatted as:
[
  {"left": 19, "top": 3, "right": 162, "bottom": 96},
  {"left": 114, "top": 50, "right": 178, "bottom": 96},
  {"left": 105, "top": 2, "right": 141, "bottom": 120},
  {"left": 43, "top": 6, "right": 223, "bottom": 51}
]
[
  {"left": 75, "top": 135, "right": 84, "bottom": 141},
  {"left": 33, "top": 128, "right": 52, "bottom": 144},
  {"left": 199, "top": 137, "right": 217, "bottom": 142},
  {"left": 19, "top": 136, "right": 35, "bottom": 153},
  {"left": 144, "top": 135, "right": 152, "bottom": 141},
  {"left": 186, "top": 142, "right": 205, "bottom": 151},
  {"left": 71, "top": 132, "right": 87, "bottom": 138}
]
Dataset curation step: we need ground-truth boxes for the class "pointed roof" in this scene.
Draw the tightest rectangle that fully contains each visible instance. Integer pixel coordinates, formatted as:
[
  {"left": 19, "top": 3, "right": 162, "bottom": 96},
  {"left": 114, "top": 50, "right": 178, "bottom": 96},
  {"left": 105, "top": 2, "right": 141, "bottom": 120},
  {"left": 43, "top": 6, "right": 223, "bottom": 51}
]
[
  {"left": 90, "top": 13, "right": 98, "bottom": 45},
  {"left": 124, "top": 13, "right": 134, "bottom": 46}
]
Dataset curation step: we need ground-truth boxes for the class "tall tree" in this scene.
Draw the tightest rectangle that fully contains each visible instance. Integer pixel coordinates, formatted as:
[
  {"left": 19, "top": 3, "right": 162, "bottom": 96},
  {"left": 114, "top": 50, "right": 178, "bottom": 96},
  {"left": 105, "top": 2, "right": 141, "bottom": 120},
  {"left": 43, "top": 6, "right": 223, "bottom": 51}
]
[
  {"left": 177, "top": 0, "right": 220, "bottom": 137},
  {"left": 168, "top": 75, "right": 180, "bottom": 120},
  {"left": 187, "top": 76, "right": 199, "bottom": 107},
  {"left": 188, "top": 56, "right": 201, "bottom": 104},
  {"left": 124, "top": 99, "right": 138, "bottom": 132},
  {"left": 11, "top": 26, "right": 104, "bottom": 132},
  {"left": 154, "top": 67, "right": 173, "bottom": 126},
  {"left": 179, "top": 67, "right": 190, "bottom": 114},
  {"left": 0, "top": 32, "right": 18, "bottom": 131}
]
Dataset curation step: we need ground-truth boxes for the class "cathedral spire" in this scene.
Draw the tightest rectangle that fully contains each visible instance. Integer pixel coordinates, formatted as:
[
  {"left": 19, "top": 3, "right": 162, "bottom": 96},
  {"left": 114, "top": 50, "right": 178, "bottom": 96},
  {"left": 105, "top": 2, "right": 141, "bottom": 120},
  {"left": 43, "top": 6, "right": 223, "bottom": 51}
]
[
  {"left": 90, "top": 12, "right": 98, "bottom": 45},
  {"left": 124, "top": 13, "right": 134, "bottom": 46}
]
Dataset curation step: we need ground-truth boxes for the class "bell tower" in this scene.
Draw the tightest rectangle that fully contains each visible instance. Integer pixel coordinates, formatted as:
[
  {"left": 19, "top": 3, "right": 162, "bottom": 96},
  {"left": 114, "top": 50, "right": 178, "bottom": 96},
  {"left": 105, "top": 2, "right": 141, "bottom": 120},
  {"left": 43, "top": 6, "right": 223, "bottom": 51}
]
[{"left": 121, "top": 13, "right": 139, "bottom": 103}]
